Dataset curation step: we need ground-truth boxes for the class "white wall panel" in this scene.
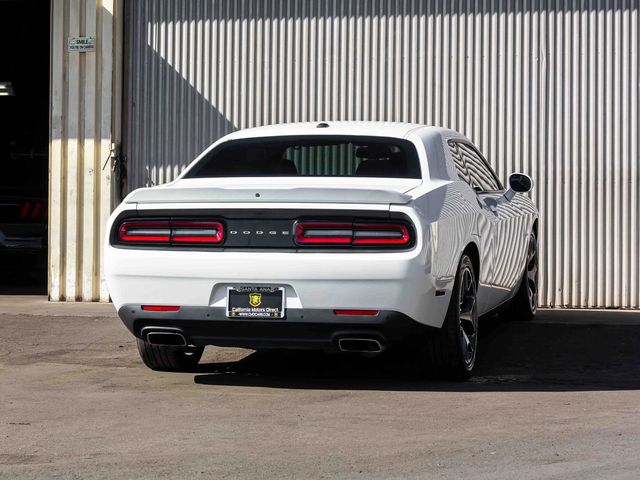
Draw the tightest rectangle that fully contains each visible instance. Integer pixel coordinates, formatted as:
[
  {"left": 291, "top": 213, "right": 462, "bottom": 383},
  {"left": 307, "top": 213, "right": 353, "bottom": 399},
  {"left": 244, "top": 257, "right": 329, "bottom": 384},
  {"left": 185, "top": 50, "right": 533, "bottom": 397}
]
[
  {"left": 50, "top": 0, "right": 116, "bottom": 301},
  {"left": 125, "top": 0, "right": 640, "bottom": 308}
]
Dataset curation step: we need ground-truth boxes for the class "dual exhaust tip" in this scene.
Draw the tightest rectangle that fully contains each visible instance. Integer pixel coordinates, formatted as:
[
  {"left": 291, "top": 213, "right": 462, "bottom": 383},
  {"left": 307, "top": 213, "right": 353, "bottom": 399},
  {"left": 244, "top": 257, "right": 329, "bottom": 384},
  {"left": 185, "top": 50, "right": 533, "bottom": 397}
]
[{"left": 142, "top": 328, "right": 384, "bottom": 354}]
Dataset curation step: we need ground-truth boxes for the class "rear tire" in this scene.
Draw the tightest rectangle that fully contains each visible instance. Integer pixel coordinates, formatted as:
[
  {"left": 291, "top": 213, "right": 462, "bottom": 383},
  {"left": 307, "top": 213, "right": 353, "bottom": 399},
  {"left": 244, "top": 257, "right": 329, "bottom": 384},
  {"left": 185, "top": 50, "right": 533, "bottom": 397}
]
[
  {"left": 136, "top": 338, "right": 204, "bottom": 372},
  {"left": 504, "top": 232, "right": 538, "bottom": 321},
  {"left": 414, "top": 254, "right": 478, "bottom": 380}
]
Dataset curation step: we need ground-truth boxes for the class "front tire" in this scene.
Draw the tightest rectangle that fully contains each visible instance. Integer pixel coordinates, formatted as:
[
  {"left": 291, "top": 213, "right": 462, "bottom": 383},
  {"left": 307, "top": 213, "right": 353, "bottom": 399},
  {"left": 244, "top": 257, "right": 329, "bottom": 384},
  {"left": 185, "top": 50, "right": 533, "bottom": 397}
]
[
  {"left": 136, "top": 339, "right": 204, "bottom": 372},
  {"left": 414, "top": 254, "right": 478, "bottom": 380}
]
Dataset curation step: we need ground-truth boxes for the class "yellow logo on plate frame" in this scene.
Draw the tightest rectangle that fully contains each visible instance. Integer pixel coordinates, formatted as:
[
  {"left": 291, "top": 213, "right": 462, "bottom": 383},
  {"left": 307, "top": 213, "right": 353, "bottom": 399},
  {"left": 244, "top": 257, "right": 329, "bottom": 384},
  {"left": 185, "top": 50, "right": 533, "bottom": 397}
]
[{"left": 249, "top": 293, "right": 262, "bottom": 307}]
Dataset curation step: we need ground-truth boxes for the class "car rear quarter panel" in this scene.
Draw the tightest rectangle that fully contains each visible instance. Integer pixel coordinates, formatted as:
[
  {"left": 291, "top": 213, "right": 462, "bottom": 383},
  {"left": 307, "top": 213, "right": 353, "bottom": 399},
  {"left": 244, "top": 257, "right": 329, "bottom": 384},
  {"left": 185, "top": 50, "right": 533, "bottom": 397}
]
[{"left": 408, "top": 182, "right": 489, "bottom": 312}]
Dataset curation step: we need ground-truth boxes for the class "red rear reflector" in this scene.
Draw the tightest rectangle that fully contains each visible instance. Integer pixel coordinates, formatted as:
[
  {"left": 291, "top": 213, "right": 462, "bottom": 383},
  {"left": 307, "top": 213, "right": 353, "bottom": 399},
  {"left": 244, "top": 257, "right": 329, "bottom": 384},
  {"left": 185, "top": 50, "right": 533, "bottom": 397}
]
[
  {"left": 435, "top": 289, "right": 446, "bottom": 297},
  {"left": 334, "top": 309, "right": 379, "bottom": 316},
  {"left": 119, "top": 221, "right": 171, "bottom": 243},
  {"left": 141, "top": 305, "right": 180, "bottom": 312}
]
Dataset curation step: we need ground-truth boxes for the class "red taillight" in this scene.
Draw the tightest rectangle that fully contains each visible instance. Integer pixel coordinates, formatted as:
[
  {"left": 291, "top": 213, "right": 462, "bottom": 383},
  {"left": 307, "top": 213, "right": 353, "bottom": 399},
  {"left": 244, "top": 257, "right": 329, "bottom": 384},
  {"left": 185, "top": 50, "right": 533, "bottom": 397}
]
[
  {"left": 352, "top": 223, "right": 410, "bottom": 245},
  {"left": 295, "top": 222, "right": 353, "bottom": 244},
  {"left": 119, "top": 221, "right": 171, "bottom": 243},
  {"left": 18, "top": 201, "right": 30, "bottom": 219},
  {"left": 334, "top": 309, "right": 379, "bottom": 316},
  {"left": 31, "top": 201, "right": 42, "bottom": 219},
  {"left": 16, "top": 200, "right": 44, "bottom": 221},
  {"left": 172, "top": 221, "right": 224, "bottom": 244},
  {"left": 141, "top": 305, "right": 180, "bottom": 312},
  {"left": 118, "top": 219, "right": 224, "bottom": 245},
  {"left": 295, "top": 221, "right": 411, "bottom": 247}
]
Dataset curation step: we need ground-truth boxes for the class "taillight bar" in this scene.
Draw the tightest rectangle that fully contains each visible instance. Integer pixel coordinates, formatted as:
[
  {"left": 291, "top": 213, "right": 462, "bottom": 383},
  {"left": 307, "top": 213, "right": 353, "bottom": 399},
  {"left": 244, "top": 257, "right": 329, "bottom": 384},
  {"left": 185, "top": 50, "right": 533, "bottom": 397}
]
[
  {"left": 352, "top": 223, "right": 410, "bottom": 245},
  {"left": 119, "top": 221, "right": 171, "bottom": 243},
  {"left": 17, "top": 200, "right": 45, "bottom": 221},
  {"left": 294, "top": 222, "right": 353, "bottom": 245},
  {"left": 295, "top": 221, "right": 412, "bottom": 247},
  {"left": 118, "top": 220, "right": 224, "bottom": 245},
  {"left": 172, "top": 221, "right": 224, "bottom": 244}
]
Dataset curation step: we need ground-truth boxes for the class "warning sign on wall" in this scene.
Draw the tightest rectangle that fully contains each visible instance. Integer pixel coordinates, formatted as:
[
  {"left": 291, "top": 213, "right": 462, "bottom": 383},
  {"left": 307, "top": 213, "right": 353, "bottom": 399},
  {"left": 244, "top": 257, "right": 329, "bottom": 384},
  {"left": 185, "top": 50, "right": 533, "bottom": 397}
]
[{"left": 68, "top": 36, "right": 95, "bottom": 52}]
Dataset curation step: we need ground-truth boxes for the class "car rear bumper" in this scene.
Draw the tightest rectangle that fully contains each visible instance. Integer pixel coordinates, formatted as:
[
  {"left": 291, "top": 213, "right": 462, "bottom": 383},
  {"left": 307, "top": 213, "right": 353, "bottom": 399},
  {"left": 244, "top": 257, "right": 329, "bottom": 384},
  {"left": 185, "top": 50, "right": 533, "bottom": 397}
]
[
  {"left": 118, "top": 305, "right": 433, "bottom": 352},
  {"left": 105, "top": 248, "right": 452, "bottom": 328}
]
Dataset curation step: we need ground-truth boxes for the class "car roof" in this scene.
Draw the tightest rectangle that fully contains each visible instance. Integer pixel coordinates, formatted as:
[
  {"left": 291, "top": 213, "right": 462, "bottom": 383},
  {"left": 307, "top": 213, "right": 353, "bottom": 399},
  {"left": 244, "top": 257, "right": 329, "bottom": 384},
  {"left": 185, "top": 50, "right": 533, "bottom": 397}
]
[{"left": 221, "top": 121, "right": 456, "bottom": 141}]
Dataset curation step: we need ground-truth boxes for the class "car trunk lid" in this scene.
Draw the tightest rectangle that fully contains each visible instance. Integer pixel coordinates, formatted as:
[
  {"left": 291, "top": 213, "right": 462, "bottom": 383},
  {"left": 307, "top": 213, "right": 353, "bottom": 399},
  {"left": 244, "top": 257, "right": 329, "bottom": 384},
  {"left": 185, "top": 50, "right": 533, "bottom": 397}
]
[{"left": 125, "top": 178, "right": 421, "bottom": 206}]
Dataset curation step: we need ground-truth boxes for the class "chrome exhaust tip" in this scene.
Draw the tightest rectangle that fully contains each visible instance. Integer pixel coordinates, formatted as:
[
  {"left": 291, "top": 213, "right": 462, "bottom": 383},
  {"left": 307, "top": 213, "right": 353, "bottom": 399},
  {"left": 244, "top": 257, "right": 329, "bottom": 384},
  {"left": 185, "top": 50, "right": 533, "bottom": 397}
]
[
  {"left": 142, "top": 327, "right": 187, "bottom": 347},
  {"left": 337, "top": 337, "right": 384, "bottom": 353}
]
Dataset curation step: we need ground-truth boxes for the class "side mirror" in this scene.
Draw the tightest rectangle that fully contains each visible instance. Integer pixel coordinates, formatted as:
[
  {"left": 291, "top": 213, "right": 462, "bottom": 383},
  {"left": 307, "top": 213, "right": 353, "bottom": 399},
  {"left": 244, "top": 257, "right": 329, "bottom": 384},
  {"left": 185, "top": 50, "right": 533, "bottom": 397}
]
[{"left": 504, "top": 173, "right": 533, "bottom": 201}]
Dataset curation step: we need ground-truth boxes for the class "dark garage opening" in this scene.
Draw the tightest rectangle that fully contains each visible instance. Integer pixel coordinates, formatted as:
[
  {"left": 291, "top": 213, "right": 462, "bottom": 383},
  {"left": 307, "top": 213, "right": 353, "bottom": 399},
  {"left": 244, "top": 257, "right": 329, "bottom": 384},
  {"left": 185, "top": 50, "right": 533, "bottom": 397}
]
[{"left": 0, "top": 0, "right": 50, "bottom": 294}]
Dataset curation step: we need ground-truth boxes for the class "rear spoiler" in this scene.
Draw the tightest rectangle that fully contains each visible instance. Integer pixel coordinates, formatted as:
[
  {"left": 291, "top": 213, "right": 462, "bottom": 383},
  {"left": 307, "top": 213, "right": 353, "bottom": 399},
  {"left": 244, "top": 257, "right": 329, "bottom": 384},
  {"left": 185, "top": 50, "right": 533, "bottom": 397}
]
[{"left": 124, "top": 187, "right": 412, "bottom": 205}]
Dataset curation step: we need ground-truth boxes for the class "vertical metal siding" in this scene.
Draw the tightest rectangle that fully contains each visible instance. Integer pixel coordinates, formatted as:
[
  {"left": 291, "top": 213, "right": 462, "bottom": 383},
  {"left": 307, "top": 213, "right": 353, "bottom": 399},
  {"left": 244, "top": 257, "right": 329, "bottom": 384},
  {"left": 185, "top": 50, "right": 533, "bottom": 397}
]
[
  {"left": 125, "top": 1, "right": 640, "bottom": 309},
  {"left": 50, "top": 0, "right": 115, "bottom": 301}
]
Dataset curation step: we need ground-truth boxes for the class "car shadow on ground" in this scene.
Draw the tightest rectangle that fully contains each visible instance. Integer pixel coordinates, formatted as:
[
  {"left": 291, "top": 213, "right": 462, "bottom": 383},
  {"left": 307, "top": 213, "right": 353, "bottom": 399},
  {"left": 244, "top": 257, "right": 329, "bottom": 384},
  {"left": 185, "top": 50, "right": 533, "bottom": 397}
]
[{"left": 194, "top": 310, "right": 640, "bottom": 392}]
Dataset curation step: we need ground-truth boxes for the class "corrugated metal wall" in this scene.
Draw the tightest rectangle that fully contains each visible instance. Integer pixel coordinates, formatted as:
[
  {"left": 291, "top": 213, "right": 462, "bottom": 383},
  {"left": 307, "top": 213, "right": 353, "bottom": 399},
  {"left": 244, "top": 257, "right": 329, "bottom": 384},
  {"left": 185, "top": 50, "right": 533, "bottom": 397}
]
[
  {"left": 124, "top": 0, "right": 640, "bottom": 308},
  {"left": 50, "top": 0, "right": 116, "bottom": 301}
]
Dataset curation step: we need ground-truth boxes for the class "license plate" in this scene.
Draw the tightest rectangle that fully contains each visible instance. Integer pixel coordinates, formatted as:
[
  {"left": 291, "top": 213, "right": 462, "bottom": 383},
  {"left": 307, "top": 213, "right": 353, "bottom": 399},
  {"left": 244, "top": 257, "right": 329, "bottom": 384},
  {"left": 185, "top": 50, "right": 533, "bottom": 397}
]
[{"left": 226, "top": 286, "right": 285, "bottom": 318}]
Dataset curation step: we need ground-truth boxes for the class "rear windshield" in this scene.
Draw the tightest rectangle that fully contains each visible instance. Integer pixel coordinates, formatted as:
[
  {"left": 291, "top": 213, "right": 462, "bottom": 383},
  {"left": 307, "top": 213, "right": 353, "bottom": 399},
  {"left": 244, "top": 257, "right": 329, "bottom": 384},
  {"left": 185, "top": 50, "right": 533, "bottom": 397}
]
[{"left": 184, "top": 136, "right": 421, "bottom": 179}]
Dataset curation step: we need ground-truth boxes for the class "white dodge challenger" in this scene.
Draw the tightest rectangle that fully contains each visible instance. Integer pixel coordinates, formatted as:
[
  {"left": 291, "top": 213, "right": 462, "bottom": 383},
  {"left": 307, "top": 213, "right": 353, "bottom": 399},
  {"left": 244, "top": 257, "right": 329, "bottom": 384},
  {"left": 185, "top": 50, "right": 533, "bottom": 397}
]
[{"left": 105, "top": 122, "right": 538, "bottom": 378}]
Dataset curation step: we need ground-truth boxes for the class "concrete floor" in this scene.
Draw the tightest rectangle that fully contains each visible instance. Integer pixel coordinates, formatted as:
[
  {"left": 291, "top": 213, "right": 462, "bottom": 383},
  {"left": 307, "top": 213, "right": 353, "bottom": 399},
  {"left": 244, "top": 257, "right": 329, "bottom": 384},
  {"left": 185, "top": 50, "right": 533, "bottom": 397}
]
[{"left": 1, "top": 297, "right": 640, "bottom": 479}]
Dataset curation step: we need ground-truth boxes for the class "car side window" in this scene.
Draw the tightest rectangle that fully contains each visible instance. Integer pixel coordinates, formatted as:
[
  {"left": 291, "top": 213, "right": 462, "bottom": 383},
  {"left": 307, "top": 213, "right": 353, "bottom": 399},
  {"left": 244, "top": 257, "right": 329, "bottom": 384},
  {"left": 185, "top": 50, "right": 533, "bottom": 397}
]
[
  {"left": 447, "top": 140, "right": 472, "bottom": 186},
  {"left": 457, "top": 143, "right": 502, "bottom": 192},
  {"left": 448, "top": 140, "right": 502, "bottom": 192}
]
